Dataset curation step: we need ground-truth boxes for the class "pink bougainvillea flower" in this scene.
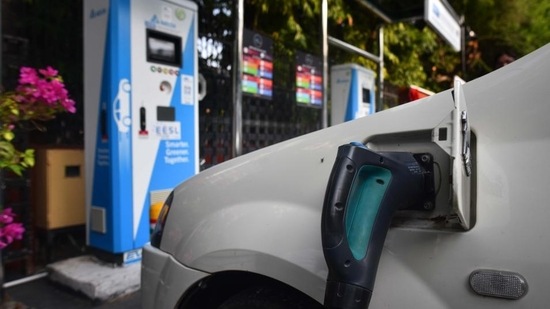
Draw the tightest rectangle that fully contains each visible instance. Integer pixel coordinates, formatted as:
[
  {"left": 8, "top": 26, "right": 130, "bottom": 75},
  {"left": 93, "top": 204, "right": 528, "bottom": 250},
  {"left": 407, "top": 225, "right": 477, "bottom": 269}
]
[
  {"left": 18, "top": 67, "right": 39, "bottom": 85},
  {"left": 1, "top": 223, "right": 25, "bottom": 244},
  {"left": 61, "top": 99, "right": 76, "bottom": 114},
  {"left": 45, "top": 79, "right": 67, "bottom": 104},
  {"left": 38, "top": 66, "right": 58, "bottom": 78},
  {"left": 0, "top": 208, "right": 16, "bottom": 224},
  {"left": 0, "top": 220, "right": 24, "bottom": 249},
  {"left": 13, "top": 67, "right": 76, "bottom": 114}
]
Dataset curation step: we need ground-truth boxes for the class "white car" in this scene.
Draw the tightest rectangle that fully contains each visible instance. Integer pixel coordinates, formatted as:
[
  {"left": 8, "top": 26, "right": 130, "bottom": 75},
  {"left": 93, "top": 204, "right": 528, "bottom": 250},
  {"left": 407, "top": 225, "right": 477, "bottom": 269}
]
[{"left": 142, "top": 43, "right": 550, "bottom": 309}]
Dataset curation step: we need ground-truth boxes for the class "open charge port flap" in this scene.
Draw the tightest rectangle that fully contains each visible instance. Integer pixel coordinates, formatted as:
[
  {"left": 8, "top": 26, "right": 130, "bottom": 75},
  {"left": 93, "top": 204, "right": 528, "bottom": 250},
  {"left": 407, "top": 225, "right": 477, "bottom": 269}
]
[
  {"left": 362, "top": 78, "right": 475, "bottom": 231},
  {"left": 366, "top": 129, "right": 475, "bottom": 231}
]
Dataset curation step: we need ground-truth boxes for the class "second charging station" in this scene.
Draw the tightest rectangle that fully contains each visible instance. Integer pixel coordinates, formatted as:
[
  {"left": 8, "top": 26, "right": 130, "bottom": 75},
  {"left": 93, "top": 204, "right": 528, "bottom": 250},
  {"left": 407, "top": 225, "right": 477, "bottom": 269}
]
[{"left": 330, "top": 63, "right": 376, "bottom": 126}]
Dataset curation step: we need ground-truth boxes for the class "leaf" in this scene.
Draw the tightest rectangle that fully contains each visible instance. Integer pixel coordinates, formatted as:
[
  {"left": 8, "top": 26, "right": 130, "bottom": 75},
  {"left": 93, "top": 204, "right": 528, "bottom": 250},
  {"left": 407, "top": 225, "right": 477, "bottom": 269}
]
[
  {"left": 3, "top": 131, "right": 15, "bottom": 141},
  {"left": 22, "top": 149, "right": 35, "bottom": 167},
  {"left": 8, "top": 165, "right": 23, "bottom": 176},
  {"left": 0, "top": 143, "right": 15, "bottom": 160}
]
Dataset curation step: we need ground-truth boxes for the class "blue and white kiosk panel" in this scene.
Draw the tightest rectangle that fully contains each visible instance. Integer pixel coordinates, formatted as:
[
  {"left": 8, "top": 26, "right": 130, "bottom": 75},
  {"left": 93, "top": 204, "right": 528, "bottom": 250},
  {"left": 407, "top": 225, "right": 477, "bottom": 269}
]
[
  {"left": 330, "top": 63, "right": 376, "bottom": 126},
  {"left": 84, "top": 0, "right": 198, "bottom": 263}
]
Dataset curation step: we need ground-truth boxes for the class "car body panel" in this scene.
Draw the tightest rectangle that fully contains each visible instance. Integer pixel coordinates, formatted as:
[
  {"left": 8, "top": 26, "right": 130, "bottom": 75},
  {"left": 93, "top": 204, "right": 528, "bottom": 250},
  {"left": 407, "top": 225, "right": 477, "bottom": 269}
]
[
  {"left": 143, "top": 43, "right": 550, "bottom": 308},
  {"left": 158, "top": 88, "right": 456, "bottom": 302},
  {"left": 141, "top": 244, "right": 209, "bottom": 308}
]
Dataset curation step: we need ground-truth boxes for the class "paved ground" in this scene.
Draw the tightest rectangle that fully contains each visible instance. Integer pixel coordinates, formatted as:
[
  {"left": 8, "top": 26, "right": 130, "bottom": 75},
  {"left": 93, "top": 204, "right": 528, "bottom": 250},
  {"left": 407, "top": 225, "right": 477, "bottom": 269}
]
[
  {"left": 47, "top": 256, "right": 141, "bottom": 302},
  {"left": 4, "top": 277, "right": 141, "bottom": 309},
  {"left": 2, "top": 228, "right": 142, "bottom": 308}
]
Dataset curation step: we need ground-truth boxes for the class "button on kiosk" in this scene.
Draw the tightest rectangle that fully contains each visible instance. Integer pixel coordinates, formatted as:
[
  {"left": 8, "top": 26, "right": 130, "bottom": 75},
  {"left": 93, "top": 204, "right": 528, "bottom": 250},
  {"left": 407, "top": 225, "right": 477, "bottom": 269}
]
[{"left": 84, "top": 0, "right": 198, "bottom": 264}]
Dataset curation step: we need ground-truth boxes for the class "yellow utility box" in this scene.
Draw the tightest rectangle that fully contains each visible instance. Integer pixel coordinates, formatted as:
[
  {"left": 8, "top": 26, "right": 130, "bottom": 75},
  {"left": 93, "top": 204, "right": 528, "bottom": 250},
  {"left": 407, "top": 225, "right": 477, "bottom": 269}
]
[{"left": 32, "top": 148, "right": 85, "bottom": 230}]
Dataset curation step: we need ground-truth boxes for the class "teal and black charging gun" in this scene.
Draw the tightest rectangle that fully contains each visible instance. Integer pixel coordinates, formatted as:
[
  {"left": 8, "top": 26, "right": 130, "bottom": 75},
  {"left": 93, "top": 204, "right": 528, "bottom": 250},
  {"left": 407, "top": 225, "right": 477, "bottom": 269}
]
[{"left": 322, "top": 142, "right": 435, "bottom": 309}]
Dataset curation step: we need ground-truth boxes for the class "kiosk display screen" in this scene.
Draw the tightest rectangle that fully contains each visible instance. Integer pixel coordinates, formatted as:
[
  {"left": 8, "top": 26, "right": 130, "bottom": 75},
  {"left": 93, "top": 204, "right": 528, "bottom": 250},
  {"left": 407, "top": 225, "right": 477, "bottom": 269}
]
[
  {"left": 295, "top": 51, "right": 322, "bottom": 107},
  {"left": 242, "top": 29, "right": 273, "bottom": 100},
  {"left": 146, "top": 29, "right": 182, "bottom": 67}
]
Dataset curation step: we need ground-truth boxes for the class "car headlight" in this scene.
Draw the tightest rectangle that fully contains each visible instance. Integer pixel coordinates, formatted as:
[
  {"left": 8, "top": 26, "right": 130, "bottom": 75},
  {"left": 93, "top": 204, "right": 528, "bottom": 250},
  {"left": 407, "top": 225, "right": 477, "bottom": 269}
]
[{"left": 151, "top": 191, "right": 173, "bottom": 248}]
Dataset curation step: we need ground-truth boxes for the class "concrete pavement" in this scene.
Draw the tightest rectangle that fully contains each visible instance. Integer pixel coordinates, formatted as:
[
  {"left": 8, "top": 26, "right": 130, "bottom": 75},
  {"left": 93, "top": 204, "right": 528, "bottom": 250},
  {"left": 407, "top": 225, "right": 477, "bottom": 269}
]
[
  {"left": 3, "top": 255, "right": 141, "bottom": 308},
  {"left": 47, "top": 255, "right": 140, "bottom": 302},
  {"left": 5, "top": 276, "right": 141, "bottom": 308}
]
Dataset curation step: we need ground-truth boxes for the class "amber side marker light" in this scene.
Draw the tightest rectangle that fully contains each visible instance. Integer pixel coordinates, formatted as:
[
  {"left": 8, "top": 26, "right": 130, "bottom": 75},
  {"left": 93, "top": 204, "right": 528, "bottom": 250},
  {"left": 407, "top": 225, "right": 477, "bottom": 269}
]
[
  {"left": 469, "top": 269, "right": 528, "bottom": 300},
  {"left": 151, "top": 192, "right": 174, "bottom": 248}
]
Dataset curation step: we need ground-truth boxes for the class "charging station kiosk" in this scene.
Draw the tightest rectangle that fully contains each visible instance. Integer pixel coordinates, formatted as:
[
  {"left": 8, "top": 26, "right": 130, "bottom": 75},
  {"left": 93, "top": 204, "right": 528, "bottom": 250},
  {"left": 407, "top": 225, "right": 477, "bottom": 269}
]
[
  {"left": 84, "top": 0, "right": 198, "bottom": 264},
  {"left": 330, "top": 64, "right": 376, "bottom": 126}
]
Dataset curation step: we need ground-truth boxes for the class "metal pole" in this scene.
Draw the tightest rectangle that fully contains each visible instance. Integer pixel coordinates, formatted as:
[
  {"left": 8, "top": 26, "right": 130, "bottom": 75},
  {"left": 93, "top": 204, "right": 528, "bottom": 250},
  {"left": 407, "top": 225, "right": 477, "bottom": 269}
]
[
  {"left": 355, "top": 0, "right": 392, "bottom": 23},
  {"left": 460, "top": 16, "right": 466, "bottom": 80},
  {"left": 3, "top": 272, "right": 49, "bottom": 289},
  {"left": 377, "top": 26, "right": 384, "bottom": 112},
  {"left": 327, "top": 37, "right": 380, "bottom": 63},
  {"left": 232, "top": 0, "right": 244, "bottom": 157},
  {"left": 321, "top": 0, "right": 328, "bottom": 128}
]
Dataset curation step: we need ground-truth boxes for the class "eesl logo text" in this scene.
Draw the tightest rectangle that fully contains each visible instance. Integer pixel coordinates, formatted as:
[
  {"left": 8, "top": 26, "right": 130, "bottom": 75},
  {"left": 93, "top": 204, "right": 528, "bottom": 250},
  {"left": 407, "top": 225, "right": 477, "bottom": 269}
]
[{"left": 154, "top": 121, "right": 181, "bottom": 140}]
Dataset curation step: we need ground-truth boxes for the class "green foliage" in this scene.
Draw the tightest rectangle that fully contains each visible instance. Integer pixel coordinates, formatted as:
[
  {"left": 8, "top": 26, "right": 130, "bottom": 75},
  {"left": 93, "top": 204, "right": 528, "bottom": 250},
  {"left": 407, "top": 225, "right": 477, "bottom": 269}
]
[
  {"left": 245, "top": 0, "right": 550, "bottom": 97},
  {"left": 247, "top": 0, "right": 322, "bottom": 50},
  {"left": 244, "top": 0, "right": 461, "bottom": 95},
  {"left": 0, "top": 93, "right": 31, "bottom": 176},
  {"left": 452, "top": 0, "right": 550, "bottom": 75},
  {"left": 385, "top": 23, "right": 436, "bottom": 88},
  {"left": 521, "top": 1, "right": 550, "bottom": 53},
  {"left": 0, "top": 141, "right": 34, "bottom": 176}
]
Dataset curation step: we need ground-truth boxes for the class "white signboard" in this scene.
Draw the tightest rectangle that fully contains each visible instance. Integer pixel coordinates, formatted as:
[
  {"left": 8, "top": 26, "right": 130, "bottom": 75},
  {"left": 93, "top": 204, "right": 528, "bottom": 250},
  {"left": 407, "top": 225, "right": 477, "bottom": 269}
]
[{"left": 425, "top": 0, "right": 461, "bottom": 52}]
